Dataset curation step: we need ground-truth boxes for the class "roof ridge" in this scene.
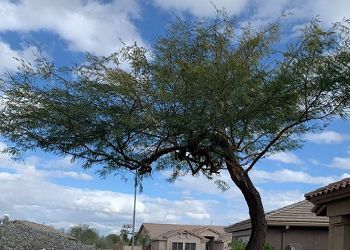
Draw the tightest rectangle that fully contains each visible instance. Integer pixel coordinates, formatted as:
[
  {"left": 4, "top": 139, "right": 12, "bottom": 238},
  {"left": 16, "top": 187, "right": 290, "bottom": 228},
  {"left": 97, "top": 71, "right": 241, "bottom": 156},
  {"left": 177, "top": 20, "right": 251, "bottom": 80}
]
[
  {"left": 143, "top": 223, "right": 225, "bottom": 227},
  {"left": 265, "top": 200, "right": 307, "bottom": 219}
]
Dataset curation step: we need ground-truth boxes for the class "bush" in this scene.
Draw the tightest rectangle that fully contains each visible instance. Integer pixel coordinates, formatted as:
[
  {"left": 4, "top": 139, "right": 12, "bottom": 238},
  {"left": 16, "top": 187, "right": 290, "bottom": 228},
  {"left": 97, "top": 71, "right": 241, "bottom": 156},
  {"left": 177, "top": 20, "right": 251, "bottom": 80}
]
[
  {"left": 231, "top": 240, "right": 274, "bottom": 250},
  {"left": 68, "top": 224, "right": 99, "bottom": 245}
]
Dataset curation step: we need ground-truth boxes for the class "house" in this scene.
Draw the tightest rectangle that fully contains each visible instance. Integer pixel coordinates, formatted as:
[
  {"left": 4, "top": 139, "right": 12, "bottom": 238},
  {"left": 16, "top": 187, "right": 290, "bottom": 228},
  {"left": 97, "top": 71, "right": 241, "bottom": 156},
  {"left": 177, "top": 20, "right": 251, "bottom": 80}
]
[
  {"left": 224, "top": 200, "right": 329, "bottom": 250},
  {"left": 305, "top": 177, "right": 350, "bottom": 250},
  {"left": 137, "top": 223, "right": 231, "bottom": 250}
]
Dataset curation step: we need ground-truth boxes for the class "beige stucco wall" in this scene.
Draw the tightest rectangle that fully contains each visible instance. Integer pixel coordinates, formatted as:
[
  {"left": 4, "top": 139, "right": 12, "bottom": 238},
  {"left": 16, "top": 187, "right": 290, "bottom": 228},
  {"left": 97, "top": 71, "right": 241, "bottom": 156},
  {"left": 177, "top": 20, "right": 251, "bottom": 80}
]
[
  {"left": 197, "top": 230, "right": 219, "bottom": 240},
  {"left": 323, "top": 196, "right": 350, "bottom": 250},
  {"left": 149, "top": 229, "right": 229, "bottom": 250},
  {"left": 166, "top": 233, "right": 201, "bottom": 250},
  {"left": 283, "top": 227, "right": 328, "bottom": 250},
  {"left": 233, "top": 226, "right": 328, "bottom": 250},
  {"left": 328, "top": 215, "right": 350, "bottom": 250},
  {"left": 151, "top": 241, "right": 167, "bottom": 250},
  {"left": 213, "top": 242, "right": 223, "bottom": 250},
  {"left": 327, "top": 197, "right": 350, "bottom": 217}
]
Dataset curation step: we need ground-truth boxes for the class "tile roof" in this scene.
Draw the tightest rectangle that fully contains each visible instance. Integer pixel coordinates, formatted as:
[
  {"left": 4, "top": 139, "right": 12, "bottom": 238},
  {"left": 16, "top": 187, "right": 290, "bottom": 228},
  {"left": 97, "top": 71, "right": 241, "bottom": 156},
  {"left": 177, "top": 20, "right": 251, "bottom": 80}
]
[
  {"left": 140, "top": 223, "right": 229, "bottom": 241},
  {"left": 14, "top": 220, "right": 75, "bottom": 240},
  {"left": 225, "top": 200, "right": 329, "bottom": 233},
  {"left": 305, "top": 177, "right": 350, "bottom": 200}
]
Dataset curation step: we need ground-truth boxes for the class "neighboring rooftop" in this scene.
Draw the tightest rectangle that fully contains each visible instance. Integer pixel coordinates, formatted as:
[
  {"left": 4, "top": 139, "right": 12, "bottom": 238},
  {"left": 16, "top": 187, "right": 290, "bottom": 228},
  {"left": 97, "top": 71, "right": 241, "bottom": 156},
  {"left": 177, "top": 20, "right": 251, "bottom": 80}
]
[
  {"left": 225, "top": 200, "right": 329, "bottom": 233},
  {"left": 305, "top": 177, "right": 350, "bottom": 202},
  {"left": 139, "top": 223, "right": 230, "bottom": 241},
  {"left": 0, "top": 219, "right": 95, "bottom": 249}
]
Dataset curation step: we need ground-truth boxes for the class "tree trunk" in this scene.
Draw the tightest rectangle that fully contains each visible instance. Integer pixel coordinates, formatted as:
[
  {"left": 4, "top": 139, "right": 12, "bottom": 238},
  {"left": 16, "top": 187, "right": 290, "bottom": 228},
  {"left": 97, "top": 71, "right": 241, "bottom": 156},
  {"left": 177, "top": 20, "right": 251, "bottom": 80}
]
[{"left": 226, "top": 161, "right": 267, "bottom": 250}]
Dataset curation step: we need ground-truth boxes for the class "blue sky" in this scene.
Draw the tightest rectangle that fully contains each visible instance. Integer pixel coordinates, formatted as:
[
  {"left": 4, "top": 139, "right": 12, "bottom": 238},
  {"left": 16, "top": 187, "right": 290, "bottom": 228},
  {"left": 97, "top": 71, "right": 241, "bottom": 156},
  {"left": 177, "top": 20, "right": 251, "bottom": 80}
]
[{"left": 0, "top": 0, "right": 350, "bottom": 236}]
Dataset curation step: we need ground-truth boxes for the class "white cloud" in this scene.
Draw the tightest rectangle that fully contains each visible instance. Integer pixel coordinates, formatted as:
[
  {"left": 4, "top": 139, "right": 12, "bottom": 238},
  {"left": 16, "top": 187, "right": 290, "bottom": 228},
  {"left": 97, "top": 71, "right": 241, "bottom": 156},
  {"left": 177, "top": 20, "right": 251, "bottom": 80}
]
[
  {"left": 261, "top": 189, "right": 305, "bottom": 212},
  {"left": 152, "top": 0, "right": 247, "bottom": 17},
  {"left": 0, "top": 0, "right": 144, "bottom": 55},
  {"left": 0, "top": 142, "right": 93, "bottom": 181},
  {"left": 44, "top": 170, "right": 93, "bottom": 180},
  {"left": 305, "top": 131, "right": 347, "bottom": 144},
  {"left": 246, "top": 0, "right": 350, "bottom": 25},
  {"left": 268, "top": 152, "right": 303, "bottom": 164},
  {"left": 0, "top": 169, "right": 220, "bottom": 234},
  {"left": 296, "top": 0, "right": 350, "bottom": 24},
  {"left": 251, "top": 169, "right": 343, "bottom": 185},
  {"left": 151, "top": 0, "right": 350, "bottom": 26},
  {"left": 0, "top": 40, "right": 37, "bottom": 73},
  {"left": 169, "top": 172, "right": 236, "bottom": 196},
  {"left": 308, "top": 158, "right": 321, "bottom": 166},
  {"left": 330, "top": 156, "right": 350, "bottom": 170},
  {"left": 26, "top": 155, "right": 76, "bottom": 169},
  {"left": 164, "top": 169, "right": 313, "bottom": 225},
  {"left": 0, "top": 142, "right": 222, "bottom": 234},
  {"left": 0, "top": 172, "right": 20, "bottom": 181}
]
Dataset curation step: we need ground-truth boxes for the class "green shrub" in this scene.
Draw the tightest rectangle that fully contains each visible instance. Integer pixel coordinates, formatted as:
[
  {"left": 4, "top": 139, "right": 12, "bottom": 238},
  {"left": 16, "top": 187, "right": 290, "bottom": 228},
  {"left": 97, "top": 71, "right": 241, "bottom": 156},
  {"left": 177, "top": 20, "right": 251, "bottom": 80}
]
[{"left": 231, "top": 240, "right": 274, "bottom": 250}]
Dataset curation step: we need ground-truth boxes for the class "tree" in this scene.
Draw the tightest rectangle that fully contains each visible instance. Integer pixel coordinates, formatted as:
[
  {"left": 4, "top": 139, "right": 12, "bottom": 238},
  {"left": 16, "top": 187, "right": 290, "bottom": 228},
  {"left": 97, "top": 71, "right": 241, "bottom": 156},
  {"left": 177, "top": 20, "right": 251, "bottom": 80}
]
[
  {"left": 231, "top": 240, "right": 274, "bottom": 250},
  {"left": 1, "top": 13, "right": 350, "bottom": 249},
  {"left": 68, "top": 224, "right": 99, "bottom": 245},
  {"left": 135, "top": 229, "right": 151, "bottom": 246},
  {"left": 106, "top": 233, "right": 122, "bottom": 245},
  {"left": 120, "top": 228, "right": 130, "bottom": 245}
]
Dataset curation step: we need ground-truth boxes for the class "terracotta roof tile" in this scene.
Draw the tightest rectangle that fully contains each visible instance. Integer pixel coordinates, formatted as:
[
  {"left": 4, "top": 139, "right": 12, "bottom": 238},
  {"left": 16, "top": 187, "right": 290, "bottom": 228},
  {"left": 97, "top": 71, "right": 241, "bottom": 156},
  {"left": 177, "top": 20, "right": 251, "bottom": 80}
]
[{"left": 305, "top": 177, "right": 350, "bottom": 199}]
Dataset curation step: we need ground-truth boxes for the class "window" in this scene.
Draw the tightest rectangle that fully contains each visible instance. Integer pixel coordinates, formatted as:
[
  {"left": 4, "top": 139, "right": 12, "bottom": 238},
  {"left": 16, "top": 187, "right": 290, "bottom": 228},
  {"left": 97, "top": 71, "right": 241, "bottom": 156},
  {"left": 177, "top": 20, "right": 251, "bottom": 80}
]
[
  {"left": 185, "top": 243, "right": 196, "bottom": 250},
  {"left": 172, "top": 242, "right": 183, "bottom": 250}
]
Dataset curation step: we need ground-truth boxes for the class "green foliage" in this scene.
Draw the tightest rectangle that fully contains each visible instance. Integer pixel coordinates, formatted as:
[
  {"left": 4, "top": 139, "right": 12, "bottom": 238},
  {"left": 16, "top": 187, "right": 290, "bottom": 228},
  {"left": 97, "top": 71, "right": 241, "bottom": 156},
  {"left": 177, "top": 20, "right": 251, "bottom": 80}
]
[
  {"left": 120, "top": 228, "right": 130, "bottom": 244},
  {"left": 135, "top": 229, "right": 151, "bottom": 246},
  {"left": 1, "top": 14, "right": 349, "bottom": 182},
  {"left": 68, "top": 224, "right": 99, "bottom": 245},
  {"left": 106, "top": 233, "right": 122, "bottom": 245},
  {"left": 231, "top": 240, "right": 246, "bottom": 250},
  {"left": 1, "top": 11, "right": 350, "bottom": 249},
  {"left": 231, "top": 240, "right": 274, "bottom": 250},
  {"left": 68, "top": 225, "right": 131, "bottom": 248},
  {"left": 96, "top": 236, "right": 115, "bottom": 249}
]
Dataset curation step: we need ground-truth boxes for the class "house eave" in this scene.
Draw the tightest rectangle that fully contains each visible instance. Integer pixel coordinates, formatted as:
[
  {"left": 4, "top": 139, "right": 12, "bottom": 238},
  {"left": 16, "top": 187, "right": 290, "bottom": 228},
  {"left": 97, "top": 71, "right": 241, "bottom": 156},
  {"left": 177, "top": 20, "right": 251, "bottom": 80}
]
[{"left": 225, "top": 220, "right": 329, "bottom": 233}]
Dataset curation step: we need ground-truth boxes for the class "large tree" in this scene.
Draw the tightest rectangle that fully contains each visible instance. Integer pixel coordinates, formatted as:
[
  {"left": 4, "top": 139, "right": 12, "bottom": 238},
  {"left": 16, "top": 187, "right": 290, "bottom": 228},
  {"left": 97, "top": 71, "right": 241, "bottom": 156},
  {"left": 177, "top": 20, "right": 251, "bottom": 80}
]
[{"left": 1, "top": 14, "right": 350, "bottom": 249}]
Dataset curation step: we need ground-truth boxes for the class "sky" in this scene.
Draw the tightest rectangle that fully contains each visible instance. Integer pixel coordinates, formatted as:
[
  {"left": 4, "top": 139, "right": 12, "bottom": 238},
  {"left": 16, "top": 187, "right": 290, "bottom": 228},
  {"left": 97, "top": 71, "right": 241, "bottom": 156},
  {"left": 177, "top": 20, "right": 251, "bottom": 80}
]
[{"left": 0, "top": 0, "right": 350, "bottom": 236}]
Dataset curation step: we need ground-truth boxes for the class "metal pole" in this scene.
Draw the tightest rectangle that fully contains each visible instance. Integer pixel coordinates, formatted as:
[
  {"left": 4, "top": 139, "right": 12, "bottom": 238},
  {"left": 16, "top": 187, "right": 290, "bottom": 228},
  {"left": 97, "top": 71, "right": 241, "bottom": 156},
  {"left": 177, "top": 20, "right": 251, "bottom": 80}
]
[{"left": 131, "top": 172, "right": 137, "bottom": 250}]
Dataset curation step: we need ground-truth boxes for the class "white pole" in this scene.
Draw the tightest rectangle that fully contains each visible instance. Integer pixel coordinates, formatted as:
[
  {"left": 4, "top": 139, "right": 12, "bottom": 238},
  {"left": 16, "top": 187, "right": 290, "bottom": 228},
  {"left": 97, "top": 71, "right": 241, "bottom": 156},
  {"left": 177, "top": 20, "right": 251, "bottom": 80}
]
[{"left": 131, "top": 172, "right": 137, "bottom": 250}]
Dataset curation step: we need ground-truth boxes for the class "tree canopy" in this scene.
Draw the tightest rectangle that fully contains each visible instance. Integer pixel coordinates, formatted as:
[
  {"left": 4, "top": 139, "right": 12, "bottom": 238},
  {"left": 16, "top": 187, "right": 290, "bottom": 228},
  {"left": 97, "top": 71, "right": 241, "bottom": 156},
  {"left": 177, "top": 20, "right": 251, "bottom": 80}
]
[
  {"left": 1, "top": 13, "right": 350, "bottom": 249},
  {"left": 68, "top": 224, "right": 99, "bottom": 245}
]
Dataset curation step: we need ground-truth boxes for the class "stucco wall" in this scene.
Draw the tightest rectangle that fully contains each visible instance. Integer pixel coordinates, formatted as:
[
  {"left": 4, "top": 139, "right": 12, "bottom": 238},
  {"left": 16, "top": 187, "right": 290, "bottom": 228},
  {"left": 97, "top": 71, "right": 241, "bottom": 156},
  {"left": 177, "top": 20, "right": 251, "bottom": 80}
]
[
  {"left": 267, "top": 226, "right": 328, "bottom": 250},
  {"left": 197, "top": 230, "right": 219, "bottom": 240},
  {"left": 233, "top": 226, "right": 328, "bottom": 250},
  {"left": 167, "top": 233, "right": 201, "bottom": 250}
]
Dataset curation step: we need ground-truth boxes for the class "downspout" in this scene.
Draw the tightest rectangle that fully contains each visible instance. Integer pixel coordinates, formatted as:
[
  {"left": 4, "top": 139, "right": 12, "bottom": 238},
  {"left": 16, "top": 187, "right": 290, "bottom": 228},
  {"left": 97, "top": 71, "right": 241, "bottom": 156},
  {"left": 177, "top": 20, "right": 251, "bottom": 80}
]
[{"left": 282, "top": 225, "right": 290, "bottom": 250}]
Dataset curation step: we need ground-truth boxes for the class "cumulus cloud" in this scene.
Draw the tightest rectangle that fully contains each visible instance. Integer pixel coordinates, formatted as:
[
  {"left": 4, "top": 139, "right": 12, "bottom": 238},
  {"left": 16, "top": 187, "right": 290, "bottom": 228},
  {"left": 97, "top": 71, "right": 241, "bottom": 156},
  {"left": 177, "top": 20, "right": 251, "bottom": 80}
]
[
  {"left": 0, "top": 0, "right": 144, "bottom": 55},
  {"left": 251, "top": 169, "right": 345, "bottom": 185},
  {"left": 168, "top": 172, "right": 237, "bottom": 196},
  {"left": 152, "top": 0, "right": 247, "bottom": 17},
  {"left": 330, "top": 156, "right": 350, "bottom": 170},
  {"left": 245, "top": 0, "right": 350, "bottom": 25},
  {"left": 0, "top": 40, "right": 37, "bottom": 73},
  {"left": 32, "top": 156, "right": 76, "bottom": 169},
  {"left": 0, "top": 168, "right": 220, "bottom": 234},
  {"left": 0, "top": 142, "right": 320, "bottom": 233},
  {"left": 152, "top": 0, "right": 350, "bottom": 33},
  {"left": 44, "top": 170, "right": 93, "bottom": 180},
  {"left": 0, "top": 141, "right": 223, "bottom": 234},
  {"left": 305, "top": 131, "right": 348, "bottom": 144},
  {"left": 261, "top": 189, "right": 305, "bottom": 212},
  {"left": 0, "top": 172, "right": 21, "bottom": 181},
  {"left": 268, "top": 152, "right": 303, "bottom": 164}
]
